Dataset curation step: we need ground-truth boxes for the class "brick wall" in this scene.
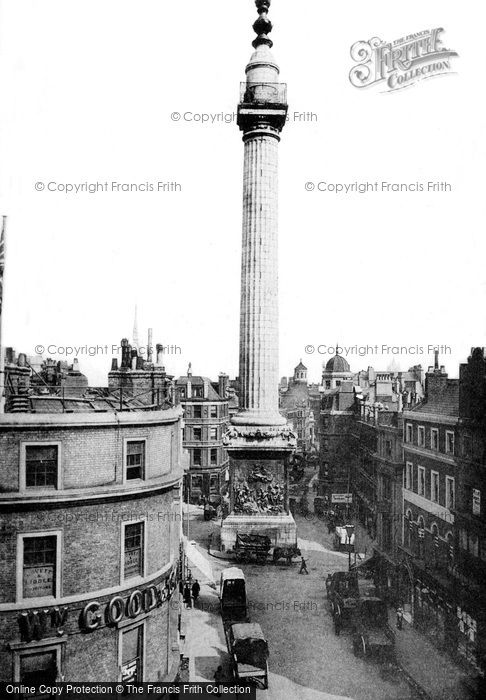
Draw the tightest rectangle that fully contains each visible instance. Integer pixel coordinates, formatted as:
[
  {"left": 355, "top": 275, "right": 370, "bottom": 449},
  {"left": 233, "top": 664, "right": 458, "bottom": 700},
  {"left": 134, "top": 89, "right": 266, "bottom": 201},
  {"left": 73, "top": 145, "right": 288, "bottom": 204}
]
[{"left": 0, "top": 419, "right": 178, "bottom": 492}]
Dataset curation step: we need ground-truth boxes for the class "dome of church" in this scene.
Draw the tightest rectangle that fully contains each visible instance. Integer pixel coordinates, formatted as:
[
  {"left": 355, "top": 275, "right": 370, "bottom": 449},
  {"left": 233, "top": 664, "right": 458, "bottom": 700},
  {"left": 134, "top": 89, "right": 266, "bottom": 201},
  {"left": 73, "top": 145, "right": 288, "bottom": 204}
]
[{"left": 325, "top": 354, "right": 351, "bottom": 373}]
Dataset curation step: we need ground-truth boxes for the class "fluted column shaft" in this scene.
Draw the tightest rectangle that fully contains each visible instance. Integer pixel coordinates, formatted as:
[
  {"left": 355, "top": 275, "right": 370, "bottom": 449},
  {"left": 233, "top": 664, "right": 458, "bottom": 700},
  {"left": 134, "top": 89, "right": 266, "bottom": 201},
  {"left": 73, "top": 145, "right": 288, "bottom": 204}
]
[{"left": 238, "top": 128, "right": 281, "bottom": 423}]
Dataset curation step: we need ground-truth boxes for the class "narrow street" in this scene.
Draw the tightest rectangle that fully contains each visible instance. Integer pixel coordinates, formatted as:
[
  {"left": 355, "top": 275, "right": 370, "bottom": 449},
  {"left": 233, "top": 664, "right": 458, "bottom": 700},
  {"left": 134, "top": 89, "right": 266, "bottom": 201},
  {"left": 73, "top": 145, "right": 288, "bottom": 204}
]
[{"left": 184, "top": 506, "right": 415, "bottom": 700}]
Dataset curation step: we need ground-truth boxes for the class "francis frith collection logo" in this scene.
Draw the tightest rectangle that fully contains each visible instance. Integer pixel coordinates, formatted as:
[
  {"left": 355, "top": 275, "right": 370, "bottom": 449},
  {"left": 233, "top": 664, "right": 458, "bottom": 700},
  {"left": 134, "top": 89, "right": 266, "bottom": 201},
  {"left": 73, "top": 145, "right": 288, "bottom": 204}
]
[{"left": 349, "top": 28, "right": 458, "bottom": 91}]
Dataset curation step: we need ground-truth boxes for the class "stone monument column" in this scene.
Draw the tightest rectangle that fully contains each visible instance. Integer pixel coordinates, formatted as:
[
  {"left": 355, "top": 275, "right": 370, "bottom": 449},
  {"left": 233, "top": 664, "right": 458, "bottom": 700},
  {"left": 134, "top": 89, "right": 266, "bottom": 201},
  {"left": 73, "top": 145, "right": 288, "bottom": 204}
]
[{"left": 221, "top": 0, "right": 297, "bottom": 551}]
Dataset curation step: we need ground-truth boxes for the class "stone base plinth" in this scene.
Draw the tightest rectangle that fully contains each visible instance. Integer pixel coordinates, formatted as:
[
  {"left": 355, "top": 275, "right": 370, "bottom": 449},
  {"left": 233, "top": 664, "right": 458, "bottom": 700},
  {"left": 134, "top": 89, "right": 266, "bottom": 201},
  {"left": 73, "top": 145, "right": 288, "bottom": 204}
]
[{"left": 220, "top": 513, "right": 297, "bottom": 552}]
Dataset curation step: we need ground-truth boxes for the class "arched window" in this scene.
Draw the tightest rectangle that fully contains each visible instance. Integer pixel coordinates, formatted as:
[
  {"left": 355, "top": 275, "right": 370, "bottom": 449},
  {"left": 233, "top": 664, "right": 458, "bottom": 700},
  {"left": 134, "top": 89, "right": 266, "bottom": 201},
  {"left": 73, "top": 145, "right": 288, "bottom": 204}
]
[
  {"left": 405, "top": 509, "right": 412, "bottom": 548},
  {"left": 431, "top": 523, "right": 439, "bottom": 565},
  {"left": 446, "top": 531, "right": 454, "bottom": 564},
  {"left": 417, "top": 517, "right": 425, "bottom": 557}
]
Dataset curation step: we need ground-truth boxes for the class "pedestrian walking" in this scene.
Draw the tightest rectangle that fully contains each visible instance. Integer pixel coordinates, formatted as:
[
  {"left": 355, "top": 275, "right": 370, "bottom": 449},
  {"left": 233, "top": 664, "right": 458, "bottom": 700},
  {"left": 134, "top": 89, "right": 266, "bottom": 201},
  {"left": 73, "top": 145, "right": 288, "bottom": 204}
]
[
  {"left": 192, "top": 579, "right": 200, "bottom": 603},
  {"left": 183, "top": 582, "right": 192, "bottom": 608},
  {"left": 299, "top": 556, "right": 309, "bottom": 574},
  {"left": 214, "top": 665, "right": 224, "bottom": 697},
  {"left": 396, "top": 606, "right": 404, "bottom": 630}
]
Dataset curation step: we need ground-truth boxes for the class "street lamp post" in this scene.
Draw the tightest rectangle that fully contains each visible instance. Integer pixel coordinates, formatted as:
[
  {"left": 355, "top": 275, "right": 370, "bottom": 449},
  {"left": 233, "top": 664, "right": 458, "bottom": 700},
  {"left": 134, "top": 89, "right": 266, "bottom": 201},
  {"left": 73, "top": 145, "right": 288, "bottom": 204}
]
[{"left": 345, "top": 524, "right": 355, "bottom": 571}]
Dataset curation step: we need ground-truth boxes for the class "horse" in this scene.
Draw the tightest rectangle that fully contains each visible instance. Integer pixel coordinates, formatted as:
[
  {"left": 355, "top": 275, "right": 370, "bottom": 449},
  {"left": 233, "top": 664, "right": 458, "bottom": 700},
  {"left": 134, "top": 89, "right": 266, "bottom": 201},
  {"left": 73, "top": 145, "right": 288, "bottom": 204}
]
[{"left": 272, "top": 545, "right": 301, "bottom": 566}]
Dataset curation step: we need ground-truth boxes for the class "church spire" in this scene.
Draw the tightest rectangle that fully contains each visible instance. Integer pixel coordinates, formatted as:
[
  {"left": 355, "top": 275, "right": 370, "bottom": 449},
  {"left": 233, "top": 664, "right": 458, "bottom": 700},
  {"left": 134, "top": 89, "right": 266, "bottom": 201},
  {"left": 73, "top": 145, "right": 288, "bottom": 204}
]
[{"left": 252, "top": 0, "right": 273, "bottom": 49}]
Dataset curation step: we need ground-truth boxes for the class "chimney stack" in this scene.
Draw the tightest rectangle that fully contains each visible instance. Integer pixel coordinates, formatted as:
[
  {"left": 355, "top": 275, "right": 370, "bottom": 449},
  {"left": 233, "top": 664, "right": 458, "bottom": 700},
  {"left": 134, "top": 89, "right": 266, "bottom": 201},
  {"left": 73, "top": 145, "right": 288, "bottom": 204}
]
[
  {"left": 218, "top": 372, "right": 229, "bottom": 398},
  {"left": 147, "top": 328, "right": 153, "bottom": 364}
]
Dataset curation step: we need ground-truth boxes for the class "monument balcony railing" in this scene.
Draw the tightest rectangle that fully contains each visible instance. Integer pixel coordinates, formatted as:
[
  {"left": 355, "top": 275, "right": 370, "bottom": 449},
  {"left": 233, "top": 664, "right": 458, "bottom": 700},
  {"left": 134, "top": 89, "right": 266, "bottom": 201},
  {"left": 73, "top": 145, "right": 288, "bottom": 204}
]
[{"left": 239, "top": 82, "right": 287, "bottom": 107}]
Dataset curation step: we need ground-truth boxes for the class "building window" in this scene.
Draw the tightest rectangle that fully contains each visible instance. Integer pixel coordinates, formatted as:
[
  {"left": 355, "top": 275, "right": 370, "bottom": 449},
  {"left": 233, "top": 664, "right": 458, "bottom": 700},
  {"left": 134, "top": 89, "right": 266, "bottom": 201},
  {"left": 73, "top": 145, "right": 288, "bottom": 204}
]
[
  {"left": 382, "top": 475, "right": 392, "bottom": 500},
  {"left": 22, "top": 535, "right": 57, "bottom": 599},
  {"left": 405, "top": 509, "right": 412, "bottom": 549},
  {"left": 24, "top": 444, "right": 59, "bottom": 490},
  {"left": 120, "top": 624, "right": 144, "bottom": 683},
  {"left": 179, "top": 387, "right": 186, "bottom": 399},
  {"left": 192, "top": 386, "right": 204, "bottom": 398},
  {"left": 210, "top": 405, "right": 218, "bottom": 418},
  {"left": 418, "top": 426, "right": 425, "bottom": 447},
  {"left": 126, "top": 441, "right": 145, "bottom": 480},
  {"left": 210, "top": 448, "right": 217, "bottom": 466},
  {"left": 446, "top": 476, "right": 455, "bottom": 509},
  {"left": 18, "top": 650, "right": 58, "bottom": 687},
  {"left": 123, "top": 522, "right": 144, "bottom": 579},
  {"left": 431, "top": 471, "right": 439, "bottom": 503},
  {"left": 406, "top": 424, "right": 413, "bottom": 443},
  {"left": 193, "top": 427, "right": 202, "bottom": 441},
  {"left": 384, "top": 440, "right": 392, "bottom": 458},
  {"left": 462, "top": 434, "right": 472, "bottom": 458},
  {"left": 431, "top": 429, "right": 439, "bottom": 451},
  {"left": 210, "top": 474, "right": 219, "bottom": 492},
  {"left": 417, "top": 516, "right": 425, "bottom": 557},
  {"left": 418, "top": 466, "right": 425, "bottom": 497},
  {"left": 445, "top": 431, "right": 455, "bottom": 455},
  {"left": 405, "top": 462, "right": 413, "bottom": 490},
  {"left": 191, "top": 474, "right": 203, "bottom": 490},
  {"left": 210, "top": 427, "right": 218, "bottom": 441},
  {"left": 472, "top": 488, "right": 481, "bottom": 516},
  {"left": 325, "top": 381, "right": 331, "bottom": 389},
  {"left": 193, "top": 405, "right": 202, "bottom": 419},
  {"left": 193, "top": 449, "right": 201, "bottom": 467},
  {"left": 335, "top": 380, "right": 341, "bottom": 387}
]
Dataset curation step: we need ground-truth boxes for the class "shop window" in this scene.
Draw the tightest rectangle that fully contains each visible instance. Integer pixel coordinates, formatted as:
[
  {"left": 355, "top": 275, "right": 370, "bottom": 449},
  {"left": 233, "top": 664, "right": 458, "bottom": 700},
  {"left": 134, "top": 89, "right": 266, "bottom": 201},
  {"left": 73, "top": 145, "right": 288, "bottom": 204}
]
[
  {"left": 121, "top": 625, "right": 144, "bottom": 683},
  {"left": 191, "top": 474, "right": 203, "bottom": 490},
  {"left": 22, "top": 535, "right": 57, "bottom": 599},
  {"left": 210, "top": 474, "right": 219, "bottom": 492},
  {"left": 19, "top": 650, "right": 58, "bottom": 691},
  {"left": 124, "top": 522, "right": 144, "bottom": 579},
  {"left": 126, "top": 441, "right": 145, "bottom": 480},
  {"left": 24, "top": 444, "right": 59, "bottom": 489}
]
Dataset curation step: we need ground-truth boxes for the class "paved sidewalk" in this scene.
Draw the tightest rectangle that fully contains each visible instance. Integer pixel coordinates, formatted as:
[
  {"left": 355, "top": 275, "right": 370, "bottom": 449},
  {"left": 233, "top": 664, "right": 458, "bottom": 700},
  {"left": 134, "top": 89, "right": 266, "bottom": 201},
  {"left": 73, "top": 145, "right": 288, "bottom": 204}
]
[{"left": 390, "top": 610, "right": 469, "bottom": 700}]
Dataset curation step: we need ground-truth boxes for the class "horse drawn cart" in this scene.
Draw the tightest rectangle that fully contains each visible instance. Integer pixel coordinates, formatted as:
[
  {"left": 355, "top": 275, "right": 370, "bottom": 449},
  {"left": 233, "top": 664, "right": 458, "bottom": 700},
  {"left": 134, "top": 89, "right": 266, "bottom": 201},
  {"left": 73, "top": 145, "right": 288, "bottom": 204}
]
[{"left": 234, "top": 533, "right": 271, "bottom": 564}]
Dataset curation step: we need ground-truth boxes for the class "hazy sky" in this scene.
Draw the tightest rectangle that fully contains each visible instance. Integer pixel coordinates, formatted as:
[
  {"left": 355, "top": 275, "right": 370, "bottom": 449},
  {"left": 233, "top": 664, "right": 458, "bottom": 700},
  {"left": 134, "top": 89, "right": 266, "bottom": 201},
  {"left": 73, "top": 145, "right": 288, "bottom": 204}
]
[{"left": 1, "top": 0, "right": 485, "bottom": 385}]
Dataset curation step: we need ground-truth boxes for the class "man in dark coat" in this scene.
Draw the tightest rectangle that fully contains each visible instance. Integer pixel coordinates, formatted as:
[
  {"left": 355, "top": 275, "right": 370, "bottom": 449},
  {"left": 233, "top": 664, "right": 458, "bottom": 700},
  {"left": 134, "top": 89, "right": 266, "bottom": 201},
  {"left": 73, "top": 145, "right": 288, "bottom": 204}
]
[{"left": 192, "top": 579, "right": 201, "bottom": 603}]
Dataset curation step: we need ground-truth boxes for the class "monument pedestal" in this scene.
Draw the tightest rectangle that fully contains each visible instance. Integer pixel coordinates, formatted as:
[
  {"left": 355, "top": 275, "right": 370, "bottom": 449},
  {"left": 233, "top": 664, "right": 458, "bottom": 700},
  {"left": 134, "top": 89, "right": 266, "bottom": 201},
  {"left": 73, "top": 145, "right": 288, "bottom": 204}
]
[
  {"left": 221, "top": 422, "right": 297, "bottom": 551},
  {"left": 221, "top": 513, "right": 297, "bottom": 551}
]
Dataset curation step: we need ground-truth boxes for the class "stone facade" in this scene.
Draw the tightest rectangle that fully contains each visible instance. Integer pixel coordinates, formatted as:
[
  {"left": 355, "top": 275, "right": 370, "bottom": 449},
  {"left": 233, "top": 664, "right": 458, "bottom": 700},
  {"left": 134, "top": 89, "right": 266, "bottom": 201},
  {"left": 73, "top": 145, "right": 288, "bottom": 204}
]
[{"left": 175, "top": 370, "right": 229, "bottom": 504}]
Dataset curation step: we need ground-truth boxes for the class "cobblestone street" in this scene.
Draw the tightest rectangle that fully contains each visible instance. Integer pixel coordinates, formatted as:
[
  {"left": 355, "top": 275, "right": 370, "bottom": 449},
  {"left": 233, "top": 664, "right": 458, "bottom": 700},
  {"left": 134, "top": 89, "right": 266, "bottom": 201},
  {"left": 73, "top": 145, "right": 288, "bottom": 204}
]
[{"left": 185, "top": 506, "right": 416, "bottom": 700}]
